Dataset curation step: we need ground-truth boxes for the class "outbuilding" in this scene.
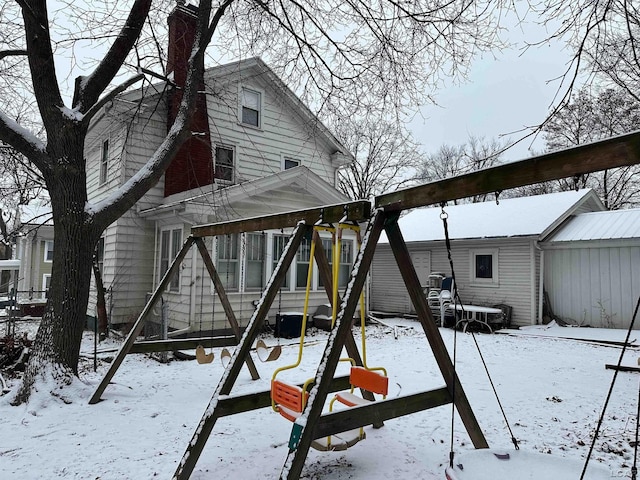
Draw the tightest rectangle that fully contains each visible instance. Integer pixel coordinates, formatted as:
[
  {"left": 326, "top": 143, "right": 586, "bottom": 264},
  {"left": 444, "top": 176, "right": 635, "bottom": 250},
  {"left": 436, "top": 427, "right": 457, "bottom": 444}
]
[{"left": 370, "top": 189, "right": 604, "bottom": 327}]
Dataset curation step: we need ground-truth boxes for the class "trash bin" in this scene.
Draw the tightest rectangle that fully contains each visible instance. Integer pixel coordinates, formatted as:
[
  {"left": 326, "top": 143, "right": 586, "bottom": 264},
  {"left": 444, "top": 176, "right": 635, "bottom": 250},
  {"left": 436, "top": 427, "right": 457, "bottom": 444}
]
[{"left": 275, "top": 312, "right": 308, "bottom": 338}]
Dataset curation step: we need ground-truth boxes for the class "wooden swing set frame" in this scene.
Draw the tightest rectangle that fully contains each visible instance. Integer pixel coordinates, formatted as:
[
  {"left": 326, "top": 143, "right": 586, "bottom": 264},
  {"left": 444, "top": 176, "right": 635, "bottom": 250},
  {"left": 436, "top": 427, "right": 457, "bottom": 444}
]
[{"left": 88, "top": 131, "right": 640, "bottom": 479}]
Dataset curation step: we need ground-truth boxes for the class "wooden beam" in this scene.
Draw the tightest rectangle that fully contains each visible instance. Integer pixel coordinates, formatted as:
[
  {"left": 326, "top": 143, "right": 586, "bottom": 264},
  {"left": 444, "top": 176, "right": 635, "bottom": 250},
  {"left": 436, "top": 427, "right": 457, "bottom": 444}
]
[
  {"left": 313, "top": 387, "right": 452, "bottom": 439},
  {"left": 191, "top": 200, "right": 371, "bottom": 237},
  {"left": 129, "top": 336, "right": 237, "bottom": 354},
  {"left": 89, "top": 236, "right": 196, "bottom": 405},
  {"left": 376, "top": 130, "right": 640, "bottom": 211},
  {"left": 384, "top": 213, "right": 489, "bottom": 449},
  {"left": 173, "top": 223, "right": 311, "bottom": 480}
]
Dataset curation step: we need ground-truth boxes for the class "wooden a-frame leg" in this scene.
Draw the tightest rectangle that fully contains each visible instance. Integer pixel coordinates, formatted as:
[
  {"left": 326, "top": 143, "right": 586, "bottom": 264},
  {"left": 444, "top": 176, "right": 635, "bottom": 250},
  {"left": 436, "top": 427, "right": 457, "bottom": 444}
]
[
  {"left": 89, "top": 236, "right": 196, "bottom": 405},
  {"left": 172, "top": 223, "right": 311, "bottom": 480},
  {"left": 384, "top": 211, "right": 488, "bottom": 449},
  {"left": 281, "top": 210, "right": 387, "bottom": 479}
]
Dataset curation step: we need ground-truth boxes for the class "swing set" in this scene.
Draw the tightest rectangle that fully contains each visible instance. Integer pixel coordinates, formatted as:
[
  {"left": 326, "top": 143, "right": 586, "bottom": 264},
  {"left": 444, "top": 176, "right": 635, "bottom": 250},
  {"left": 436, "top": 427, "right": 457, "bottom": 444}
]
[
  {"left": 270, "top": 223, "right": 389, "bottom": 451},
  {"left": 87, "top": 131, "right": 640, "bottom": 479}
]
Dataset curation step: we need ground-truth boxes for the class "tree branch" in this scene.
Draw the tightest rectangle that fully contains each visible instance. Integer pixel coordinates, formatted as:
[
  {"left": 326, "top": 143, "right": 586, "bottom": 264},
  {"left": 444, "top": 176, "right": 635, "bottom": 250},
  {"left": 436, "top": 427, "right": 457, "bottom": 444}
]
[
  {"left": 0, "top": 49, "right": 28, "bottom": 61},
  {"left": 90, "top": 0, "right": 231, "bottom": 229},
  {"left": 82, "top": 73, "right": 145, "bottom": 125},
  {"left": 0, "top": 111, "right": 47, "bottom": 171},
  {"left": 74, "top": 0, "right": 153, "bottom": 112}
]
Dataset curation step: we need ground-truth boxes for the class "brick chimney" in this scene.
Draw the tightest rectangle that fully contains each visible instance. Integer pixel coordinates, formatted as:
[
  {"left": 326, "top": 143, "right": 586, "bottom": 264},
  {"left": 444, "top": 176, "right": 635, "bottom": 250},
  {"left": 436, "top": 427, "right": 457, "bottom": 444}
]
[{"left": 164, "top": 1, "right": 214, "bottom": 197}]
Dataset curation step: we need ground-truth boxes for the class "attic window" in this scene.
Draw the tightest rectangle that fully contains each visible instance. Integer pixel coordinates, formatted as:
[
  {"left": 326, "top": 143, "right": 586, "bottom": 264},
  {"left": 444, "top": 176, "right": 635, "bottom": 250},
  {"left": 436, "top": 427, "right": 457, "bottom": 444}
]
[
  {"left": 283, "top": 157, "right": 300, "bottom": 170},
  {"left": 241, "top": 88, "right": 261, "bottom": 127}
]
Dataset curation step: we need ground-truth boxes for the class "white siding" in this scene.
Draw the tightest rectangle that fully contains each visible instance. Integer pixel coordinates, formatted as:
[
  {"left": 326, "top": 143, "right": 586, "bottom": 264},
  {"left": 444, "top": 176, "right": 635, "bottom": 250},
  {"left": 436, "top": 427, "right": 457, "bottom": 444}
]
[
  {"left": 544, "top": 244, "right": 640, "bottom": 329},
  {"left": 371, "top": 238, "right": 538, "bottom": 326},
  {"left": 205, "top": 69, "right": 338, "bottom": 188}
]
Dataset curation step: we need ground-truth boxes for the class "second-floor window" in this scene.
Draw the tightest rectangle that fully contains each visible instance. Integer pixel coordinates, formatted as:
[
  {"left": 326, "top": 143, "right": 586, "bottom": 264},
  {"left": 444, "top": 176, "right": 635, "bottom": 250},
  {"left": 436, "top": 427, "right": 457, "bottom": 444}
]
[
  {"left": 44, "top": 240, "right": 54, "bottom": 263},
  {"left": 100, "top": 139, "right": 109, "bottom": 184},
  {"left": 160, "top": 227, "right": 182, "bottom": 292},
  {"left": 215, "top": 145, "right": 234, "bottom": 183},
  {"left": 241, "top": 88, "right": 261, "bottom": 127}
]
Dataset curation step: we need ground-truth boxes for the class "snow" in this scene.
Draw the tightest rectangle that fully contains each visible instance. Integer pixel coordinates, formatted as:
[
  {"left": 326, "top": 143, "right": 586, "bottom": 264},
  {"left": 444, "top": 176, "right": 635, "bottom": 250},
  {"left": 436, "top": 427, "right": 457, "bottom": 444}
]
[
  {"left": 379, "top": 189, "right": 593, "bottom": 243},
  {"left": 0, "top": 318, "right": 637, "bottom": 479}
]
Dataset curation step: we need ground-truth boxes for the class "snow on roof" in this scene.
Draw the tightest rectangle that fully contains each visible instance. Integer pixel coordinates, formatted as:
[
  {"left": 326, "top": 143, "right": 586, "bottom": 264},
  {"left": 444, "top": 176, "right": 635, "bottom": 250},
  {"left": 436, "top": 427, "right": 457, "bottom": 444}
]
[
  {"left": 546, "top": 207, "right": 640, "bottom": 242},
  {"left": 379, "top": 189, "right": 597, "bottom": 243}
]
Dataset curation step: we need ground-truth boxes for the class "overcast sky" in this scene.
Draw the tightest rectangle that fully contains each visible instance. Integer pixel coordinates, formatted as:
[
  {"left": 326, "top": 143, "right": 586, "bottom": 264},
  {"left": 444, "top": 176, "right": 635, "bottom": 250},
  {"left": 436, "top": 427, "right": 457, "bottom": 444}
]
[{"left": 411, "top": 18, "right": 574, "bottom": 163}]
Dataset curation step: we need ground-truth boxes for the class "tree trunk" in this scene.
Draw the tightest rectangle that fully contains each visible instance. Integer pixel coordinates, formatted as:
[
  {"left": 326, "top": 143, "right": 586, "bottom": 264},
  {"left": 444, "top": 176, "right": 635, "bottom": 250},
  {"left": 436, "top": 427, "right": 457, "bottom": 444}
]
[{"left": 12, "top": 137, "right": 99, "bottom": 405}]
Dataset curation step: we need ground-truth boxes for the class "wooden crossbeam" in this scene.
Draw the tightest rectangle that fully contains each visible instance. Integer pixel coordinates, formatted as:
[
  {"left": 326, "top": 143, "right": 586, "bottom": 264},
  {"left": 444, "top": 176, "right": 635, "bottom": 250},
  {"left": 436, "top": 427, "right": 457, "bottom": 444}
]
[
  {"left": 129, "top": 336, "right": 237, "bottom": 354},
  {"left": 377, "top": 130, "right": 640, "bottom": 211},
  {"left": 313, "top": 387, "right": 452, "bottom": 439},
  {"left": 191, "top": 200, "right": 371, "bottom": 237}
]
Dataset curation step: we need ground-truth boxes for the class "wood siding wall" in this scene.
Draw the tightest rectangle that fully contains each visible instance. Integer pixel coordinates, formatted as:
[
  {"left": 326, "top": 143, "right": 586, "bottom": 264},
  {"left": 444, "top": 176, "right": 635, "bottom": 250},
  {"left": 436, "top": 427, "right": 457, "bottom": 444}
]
[
  {"left": 371, "top": 238, "right": 539, "bottom": 326},
  {"left": 544, "top": 244, "right": 640, "bottom": 329}
]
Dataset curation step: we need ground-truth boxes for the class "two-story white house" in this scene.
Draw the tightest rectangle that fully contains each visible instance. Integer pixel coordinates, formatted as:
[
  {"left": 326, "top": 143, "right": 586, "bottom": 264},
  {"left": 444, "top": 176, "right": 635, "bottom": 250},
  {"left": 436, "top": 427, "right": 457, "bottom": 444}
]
[{"left": 85, "top": 3, "right": 355, "bottom": 335}]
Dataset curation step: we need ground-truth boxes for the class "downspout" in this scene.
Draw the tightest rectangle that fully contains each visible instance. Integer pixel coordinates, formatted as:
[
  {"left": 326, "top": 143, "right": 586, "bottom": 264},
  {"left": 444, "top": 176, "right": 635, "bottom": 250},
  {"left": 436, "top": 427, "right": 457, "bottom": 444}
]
[
  {"left": 535, "top": 240, "right": 544, "bottom": 325},
  {"left": 152, "top": 221, "right": 158, "bottom": 292}
]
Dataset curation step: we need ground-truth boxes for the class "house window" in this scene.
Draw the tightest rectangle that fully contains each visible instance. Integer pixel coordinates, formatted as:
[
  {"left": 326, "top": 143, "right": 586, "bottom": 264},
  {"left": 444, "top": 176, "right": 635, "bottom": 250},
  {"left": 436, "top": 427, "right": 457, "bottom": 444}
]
[
  {"left": 100, "top": 139, "right": 109, "bottom": 184},
  {"left": 218, "top": 234, "right": 239, "bottom": 291},
  {"left": 160, "top": 227, "right": 182, "bottom": 292},
  {"left": 215, "top": 145, "right": 234, "bottom": 183},
  {"left": 318, "top": 238, "right": 352, "bottom": 289},
  {"left": 470, "top": 249, "right": 499, "bottom": 286},
  {"left": 245, "top": 233, "right": 265, "bottom": 291},
  {"left": 295, "top": 235, "right": 312, "bottom": 289},
  {"left": 42, "top": 274, "right": 51, "bottom": 296},
  {"left": 95, "top": 237, "right": 105, "bottom": 275},
  {"left": 241, "top": 88, "right": 261, "bottom": 127},
  {"left": 43, "top": 240, "right": 54, "bottom": 263},
  {"left": 272, "top": 234, "right": 290, "bottom": 289},
  {"left": 283, "top": 157, "right": 300, "bottom": 170}
]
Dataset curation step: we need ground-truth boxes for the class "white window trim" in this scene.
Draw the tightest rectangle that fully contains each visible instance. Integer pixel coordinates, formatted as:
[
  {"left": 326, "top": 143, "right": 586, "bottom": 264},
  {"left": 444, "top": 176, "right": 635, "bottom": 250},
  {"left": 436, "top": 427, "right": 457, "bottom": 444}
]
[
  {"left": 43, "top": 240, "right": 54, "bottom": 263},
  {"left": 469, "top": 248, "right": 499, "bottom": 287},
  {"left": 100, "top": 138, "right": 109, "bottom": 185},
  {"left": 214, "top": 143, "right": 236, "bottom": 185},
  {"left": 42, "top": 273, "right": 51, "bottom": 294},
  {"left": 238, "top": 86, "right": 263, "bottom": 129},
  {"left": 159, "top": 225, "right": 183, "bottom": 293}
]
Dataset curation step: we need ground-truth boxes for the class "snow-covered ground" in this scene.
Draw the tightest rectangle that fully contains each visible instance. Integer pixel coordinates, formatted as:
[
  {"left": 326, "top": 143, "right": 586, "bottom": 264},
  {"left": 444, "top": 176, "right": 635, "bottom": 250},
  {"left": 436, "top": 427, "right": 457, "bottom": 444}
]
[{"left": 0, "top": 318, "right": 637, "bottom": 479}]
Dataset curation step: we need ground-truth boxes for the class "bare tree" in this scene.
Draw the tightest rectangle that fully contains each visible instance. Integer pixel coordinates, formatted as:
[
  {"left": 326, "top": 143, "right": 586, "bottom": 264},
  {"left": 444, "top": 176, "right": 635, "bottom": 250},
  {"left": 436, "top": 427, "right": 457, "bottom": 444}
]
[
  {"left": 333, "top": 118, "right": 424, "bottom": 200},
  {"left": 415, "top": 135, "right": 507, "bottom": 203},
  {"left": 0, "top": 0, "right": 511, "bottom": 405},
  {"left": 543, "top": 87, "right": 640, "bottom": 209}
]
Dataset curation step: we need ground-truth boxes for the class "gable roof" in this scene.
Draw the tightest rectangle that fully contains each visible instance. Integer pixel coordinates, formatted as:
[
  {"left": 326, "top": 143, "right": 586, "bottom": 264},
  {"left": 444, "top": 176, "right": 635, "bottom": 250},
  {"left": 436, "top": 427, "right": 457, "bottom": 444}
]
[
  {"left": 203, "top": 57, "right": 353, "bottom": 164},
  {"left": 139, "top": 165, "right": 350, "bottom": 222},
  {"left": 544, "top": 207, "right": 640, "bottom": 243},
  {"left": 379, "top": 189, "right": 604, "bottom": 243}
]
